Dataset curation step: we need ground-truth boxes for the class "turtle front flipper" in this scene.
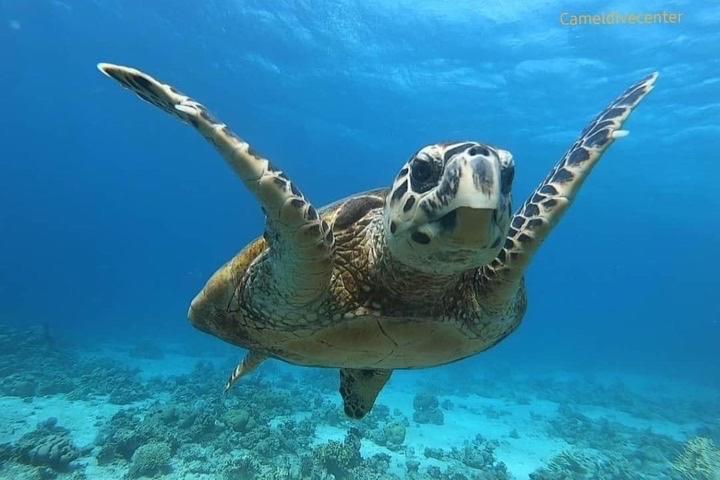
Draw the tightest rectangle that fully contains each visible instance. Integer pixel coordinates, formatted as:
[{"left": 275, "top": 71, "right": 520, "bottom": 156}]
[
  {"left": 98, "top": 64, "right": 334, "bottom": 305},
  {"left": 480, "top": 72, "right": 658, "bottom": 299},
  {"left": 339, "top": 368, "right": 392, "bottom": 419}
]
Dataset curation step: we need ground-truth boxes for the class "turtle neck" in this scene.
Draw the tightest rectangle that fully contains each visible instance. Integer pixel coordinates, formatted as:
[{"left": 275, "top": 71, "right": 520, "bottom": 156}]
[{"left": 366, "top": 217, "right": 464, "bottom": 306}]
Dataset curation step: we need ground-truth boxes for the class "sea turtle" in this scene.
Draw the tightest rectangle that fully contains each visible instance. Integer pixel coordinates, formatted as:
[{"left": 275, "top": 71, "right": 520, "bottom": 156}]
[{"left": 98, "top": 63, "right": 657, "bottom": 419}]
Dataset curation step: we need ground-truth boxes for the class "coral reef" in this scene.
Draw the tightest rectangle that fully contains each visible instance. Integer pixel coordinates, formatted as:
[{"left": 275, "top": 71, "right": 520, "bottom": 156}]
[
  {"left": 381, "top": 422, "right": 407, "bottom": 451},
  {"left": 0, "top": 324, "right": 717, "bottom": 480},
  {"left": 223, "top": 408, "right": 253, "bottom": 433},
  {"left": 127, "top": 441, "right": 172, "bottom": 478},
  {"left": 673, "top": 437, "right": 720, "bottom": 480},
  {"left": 20, "top": 433, "right": 79, "bottom": 471},
  {"left": 451, "top": 435, "right": 508, "bottom": 475},
  {"left": 0, "top": 325, "right": 148, "bottom": 403},
  {"left": 0, "top": 373, "right": 39, "bottom": 397},
  {"left": 530, "top": 449, "right": 670, "bottom": 480},
  {"left": 530, "top": 450, "right": 595, "bottom": 480},
  {"left": 413, "top": 392, "right": 444, "bottom": 425},
  {"left": 313, "top": 428, "right": 362, "bottom": 478},
  {"left": 530, "top": 450, "right": 629, "bottom": 480},
  {"left": 431, "top": 364, "right": 719, "bottom": 430},
  {"left": 419, "top": 436, "right": 509, "bottom": 480},
  {"left": 546, "top": 404, "right": 621, "bottom": 449},
  {"left": 12, "top": 419, "right": 84, "bottom": 472}
]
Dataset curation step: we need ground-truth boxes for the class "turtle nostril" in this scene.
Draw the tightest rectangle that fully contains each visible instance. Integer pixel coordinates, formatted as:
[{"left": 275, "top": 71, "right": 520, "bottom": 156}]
[
  {"left": 411, "top": 231, "right": 431, "bottom": 244},
  {"left": 468, "top": 146, "right": 490, "bottom": 157}
]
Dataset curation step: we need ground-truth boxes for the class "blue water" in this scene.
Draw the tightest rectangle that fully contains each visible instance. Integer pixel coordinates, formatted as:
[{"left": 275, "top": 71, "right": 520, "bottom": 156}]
[{"left": 1, "top": 1, "right": 718, "bottom": 478}]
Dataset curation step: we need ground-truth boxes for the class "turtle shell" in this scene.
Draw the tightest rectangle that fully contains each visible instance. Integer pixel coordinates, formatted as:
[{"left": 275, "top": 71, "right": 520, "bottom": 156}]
[{"left": 187, "top": 189, "right": 389, "bottom": 348}]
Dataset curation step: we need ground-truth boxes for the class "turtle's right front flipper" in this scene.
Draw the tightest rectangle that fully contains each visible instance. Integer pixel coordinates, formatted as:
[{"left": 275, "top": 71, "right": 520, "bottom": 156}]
[
  {"left": 98, "top": 63, "right": 334, "bottom": 306},
  {"left": 479, "top": 72, "right": 658, "bottom": 302}
]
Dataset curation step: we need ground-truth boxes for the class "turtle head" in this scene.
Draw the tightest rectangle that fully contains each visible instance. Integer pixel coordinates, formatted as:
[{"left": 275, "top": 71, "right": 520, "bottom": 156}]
[{"left": 384, "top": 142, "right": 514, "bottom": 274}]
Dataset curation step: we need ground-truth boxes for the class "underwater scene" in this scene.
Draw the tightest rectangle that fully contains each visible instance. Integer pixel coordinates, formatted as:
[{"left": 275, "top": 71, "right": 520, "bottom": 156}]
[{"left": 1, "top": 0, "right": 719, "bottom": 479}]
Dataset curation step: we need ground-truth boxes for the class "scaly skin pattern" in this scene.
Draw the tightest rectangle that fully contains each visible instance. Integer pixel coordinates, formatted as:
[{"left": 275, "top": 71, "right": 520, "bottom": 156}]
[
  {"left": 192, "top": 193, "right": 526, "bottom": 370},
  {"left": 475, "top": 72, "right": 658, "bottom": 306}
]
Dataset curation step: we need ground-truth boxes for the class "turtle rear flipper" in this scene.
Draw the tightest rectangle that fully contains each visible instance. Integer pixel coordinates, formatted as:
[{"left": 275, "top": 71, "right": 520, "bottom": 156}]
[
  {"left": 98, "top": 63, "right": 334, "bottom": 306},
  {"left": 224, "top": 350, "right": 267, "bottom": 392},
  {"left": 481, "top": 72, "right": 658, "bottom": 300},
  {"left": 339, "top": 368, "right": 392, "bottom": 419}
]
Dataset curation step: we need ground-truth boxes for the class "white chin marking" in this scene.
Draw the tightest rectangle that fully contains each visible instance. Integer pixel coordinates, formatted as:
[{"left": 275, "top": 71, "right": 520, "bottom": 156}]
[{"left": 611, "top": 129, "right": 630, "bottom": 139}]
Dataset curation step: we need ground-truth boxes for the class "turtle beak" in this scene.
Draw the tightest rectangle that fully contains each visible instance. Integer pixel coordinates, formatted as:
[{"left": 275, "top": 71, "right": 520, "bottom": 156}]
[
  {"left": 438, "top": 207, "right": 496, "bottom": 246},
  {"left": 450, "top": 154, "right": 501, "bottom": 209},
  {"left": 419, "top": 154, "right": 502, "bottom": 247}
]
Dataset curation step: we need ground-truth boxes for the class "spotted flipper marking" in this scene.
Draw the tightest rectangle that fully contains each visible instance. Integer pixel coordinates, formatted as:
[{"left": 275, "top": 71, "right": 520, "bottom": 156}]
[
  {"left": 98, "top": 63, "right": 334, "bottom": 305},
  {"left": 482, "top": 72, "right": 658, "bottom": 292},
  {"left": 224, "top": 350, "right": 267, "bottom": 393},
  {"left": 339, "top": 368, "right": 392, "bottom": 419}
]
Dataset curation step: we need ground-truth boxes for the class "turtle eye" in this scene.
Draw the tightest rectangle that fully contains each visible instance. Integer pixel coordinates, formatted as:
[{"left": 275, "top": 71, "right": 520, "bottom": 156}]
[{"left": 411, "top": 159, "right": 433, "bottom": 183}]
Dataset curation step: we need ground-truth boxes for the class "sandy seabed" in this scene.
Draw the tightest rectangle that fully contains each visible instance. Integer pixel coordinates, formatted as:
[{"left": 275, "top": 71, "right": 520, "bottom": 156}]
[{"left": 0, "top": 326, "right": 717, "bottom": 479}]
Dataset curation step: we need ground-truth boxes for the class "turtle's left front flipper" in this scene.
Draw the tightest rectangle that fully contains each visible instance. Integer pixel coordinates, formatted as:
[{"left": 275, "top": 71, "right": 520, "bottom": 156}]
[
  {"left": 97, "top": 63, "right": 334, "bottom": 305},
  {"left": 481, "top": 73, "right": 658, "bottom": 298}
]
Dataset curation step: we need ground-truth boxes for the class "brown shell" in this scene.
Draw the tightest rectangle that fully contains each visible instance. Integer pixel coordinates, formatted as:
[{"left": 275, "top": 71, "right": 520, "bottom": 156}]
[
  {"left": 188, "top": 187, "right": 522, "bottom": 370},
  {"left": 247, "top": 186, "right": 388, "bottom": 268},
  {"left": 188, "top": 188, "right": 389, "bottom": 345}
]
